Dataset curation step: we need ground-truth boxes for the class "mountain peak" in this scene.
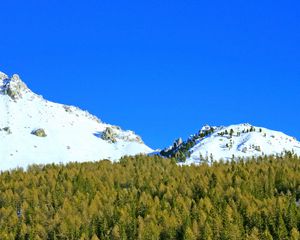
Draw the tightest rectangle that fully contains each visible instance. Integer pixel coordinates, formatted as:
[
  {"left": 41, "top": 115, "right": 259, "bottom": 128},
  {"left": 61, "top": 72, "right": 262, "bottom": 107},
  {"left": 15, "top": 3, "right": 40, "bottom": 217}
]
[
  {"left": 0, "top": 72, "right": 152, "bottom": 171},
  {"left": 0, "top": 73, "right": 30, "bottom": 100},
  {"left": 161, "top": 123, "right": 300, "bottom": 164}
]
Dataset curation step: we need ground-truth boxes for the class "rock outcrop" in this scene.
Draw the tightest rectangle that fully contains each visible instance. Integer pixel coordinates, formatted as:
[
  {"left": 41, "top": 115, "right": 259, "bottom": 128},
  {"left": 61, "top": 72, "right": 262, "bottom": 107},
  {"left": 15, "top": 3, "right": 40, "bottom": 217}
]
[{"left": 31, "top": 128, "right": 47, "bottom": 137}]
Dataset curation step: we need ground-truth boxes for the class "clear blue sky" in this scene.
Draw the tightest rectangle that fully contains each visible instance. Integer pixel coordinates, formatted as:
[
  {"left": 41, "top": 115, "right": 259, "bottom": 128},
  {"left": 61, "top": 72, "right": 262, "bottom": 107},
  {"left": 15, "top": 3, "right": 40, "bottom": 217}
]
[{"left": 1, "top": 0, "right": 299, "bottom": 149}]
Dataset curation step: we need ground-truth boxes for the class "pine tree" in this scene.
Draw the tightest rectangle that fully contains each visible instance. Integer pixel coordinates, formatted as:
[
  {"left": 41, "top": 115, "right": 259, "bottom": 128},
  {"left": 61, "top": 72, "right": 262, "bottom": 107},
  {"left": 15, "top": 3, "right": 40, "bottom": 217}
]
[
  {"left": 290, "top": 228, "right": 300, "bottom": 240},
  {"left": 111, "top": 225, "right": 121, "bottom": 240},
  {"left": 91, "top": 234, "right": 100, "bottom": 240},
  {"left": 261, "top": 229, "right": 273, "bottom": 240},
  {"left": 246, "top": 227, "right": 260, "bottom": 240},
  {"left": 183, "top": 227, "right": 197, "bottom": 240},
  {"left": 275, "top": 213, "right": 288, "bottom": 240}
]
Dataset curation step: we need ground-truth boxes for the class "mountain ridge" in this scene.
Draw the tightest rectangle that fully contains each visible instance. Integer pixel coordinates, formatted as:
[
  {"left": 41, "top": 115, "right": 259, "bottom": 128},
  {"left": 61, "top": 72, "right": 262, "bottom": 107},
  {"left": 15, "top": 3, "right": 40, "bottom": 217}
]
[
  {"left": 1, "top": 70, "right": 300, "bottom": 171},
  {"left": 0, "top": 72, "right": 152, "bottom": 171},
  {"left": 161, "top": 123, "right": 300, "bottom": 164}
]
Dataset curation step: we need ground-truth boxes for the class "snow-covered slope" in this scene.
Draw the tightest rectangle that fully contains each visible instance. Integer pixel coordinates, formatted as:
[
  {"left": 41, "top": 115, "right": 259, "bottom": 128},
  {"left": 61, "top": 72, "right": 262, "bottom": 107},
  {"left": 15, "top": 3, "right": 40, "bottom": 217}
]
[
  {"left": 161, "top": 123, "right": 300, "bottom": 164},
  {"left": 2, "top": 71, "right": 299, "bottom": 170},
  {"left": 0, "top": 72, "right": 152, "bottom": 171}
]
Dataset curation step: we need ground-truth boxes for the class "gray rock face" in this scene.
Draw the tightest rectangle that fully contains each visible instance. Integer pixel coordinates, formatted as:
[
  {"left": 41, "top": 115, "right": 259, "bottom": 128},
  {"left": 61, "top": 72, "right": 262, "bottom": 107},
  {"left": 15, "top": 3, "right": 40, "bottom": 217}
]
[
  {"left": 31, "top": 128, "right": 47, "bottom": 137},
  {"left": 63, "top": 105, "right": 73, "bottom": 113},
  {"left": 1, "top": 74, "right": 29, "bottom": 100},
  {"left": 242, "top": 147, "right": 247, "bottom": 153},
  {"left": 0, "top": 127, "right": 12, "bottom": 134},
  {"left": 101, "top": 127, "right": 117, "bottom": 143}
]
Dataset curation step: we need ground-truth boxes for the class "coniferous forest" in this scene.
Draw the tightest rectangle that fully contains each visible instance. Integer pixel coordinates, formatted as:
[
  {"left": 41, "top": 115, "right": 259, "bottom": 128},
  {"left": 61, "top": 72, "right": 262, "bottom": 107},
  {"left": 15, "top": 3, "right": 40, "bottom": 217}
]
[{"left": 1, "top": 154, "right": 300, "bottom": 239}]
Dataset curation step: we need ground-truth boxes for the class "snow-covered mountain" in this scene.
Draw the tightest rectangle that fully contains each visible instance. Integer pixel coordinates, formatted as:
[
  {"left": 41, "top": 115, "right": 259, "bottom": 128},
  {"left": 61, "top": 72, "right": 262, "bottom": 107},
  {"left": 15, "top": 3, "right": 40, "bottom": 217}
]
[
  {"left": 1, "top": 71, "right": 299, "bottom": 171},
  {"left": 161, "top": 123, "right": 300, "bottom": 164},
  {"left": 0, "top": 71, "right": 152, "bottom": 171}
]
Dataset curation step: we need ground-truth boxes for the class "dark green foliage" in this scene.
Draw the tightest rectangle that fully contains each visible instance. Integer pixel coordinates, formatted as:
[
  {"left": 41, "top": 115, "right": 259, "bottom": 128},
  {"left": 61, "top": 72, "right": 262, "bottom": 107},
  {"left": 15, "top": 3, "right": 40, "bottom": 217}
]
[
  {"left": 161, "top": 127, "right": 215, "bottom": 162},
  {"left": 0, "top": 154, "right": 300, "bottom": 239}
]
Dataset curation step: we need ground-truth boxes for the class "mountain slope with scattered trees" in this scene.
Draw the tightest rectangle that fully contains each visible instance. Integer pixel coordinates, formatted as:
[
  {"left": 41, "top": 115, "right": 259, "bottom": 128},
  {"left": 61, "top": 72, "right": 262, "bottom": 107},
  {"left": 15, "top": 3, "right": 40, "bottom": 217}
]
[{"left": 161, "top": 123, "right": 300, "bottom": 164}]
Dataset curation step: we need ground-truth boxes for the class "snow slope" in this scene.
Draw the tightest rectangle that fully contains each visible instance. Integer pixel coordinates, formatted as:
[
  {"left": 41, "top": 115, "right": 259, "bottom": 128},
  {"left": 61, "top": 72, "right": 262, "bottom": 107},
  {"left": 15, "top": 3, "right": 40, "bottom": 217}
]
[
  {"left": 162, "top": 123, "right": 300, "bottom": 165},
  {"left": 0, "top": 72, "right": 152, "bottom": 171}
]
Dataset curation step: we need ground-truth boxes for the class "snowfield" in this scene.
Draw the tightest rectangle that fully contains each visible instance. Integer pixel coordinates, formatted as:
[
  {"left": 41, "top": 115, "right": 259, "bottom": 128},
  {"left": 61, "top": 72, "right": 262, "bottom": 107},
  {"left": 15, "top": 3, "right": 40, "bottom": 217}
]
[
  {"left": 0, "top": 72, "right": 152, "bottom": 171},
  {"left": 182, "top": 123, "right": 300, "bottom": 165}
]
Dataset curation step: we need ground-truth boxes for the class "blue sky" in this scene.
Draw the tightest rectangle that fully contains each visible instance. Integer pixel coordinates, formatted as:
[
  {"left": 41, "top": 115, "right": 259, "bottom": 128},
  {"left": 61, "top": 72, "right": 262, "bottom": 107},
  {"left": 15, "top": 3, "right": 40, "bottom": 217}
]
[{"left": 0, "top": 0, "right": 299, "bottom": 149}]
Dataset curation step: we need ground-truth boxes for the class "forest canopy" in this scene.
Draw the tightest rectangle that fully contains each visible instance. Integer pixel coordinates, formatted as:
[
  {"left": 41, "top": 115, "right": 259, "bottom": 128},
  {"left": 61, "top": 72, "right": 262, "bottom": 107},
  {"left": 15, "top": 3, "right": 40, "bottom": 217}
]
[{"left": 0, "top": 154, "right": 300, "bottom": 239}]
